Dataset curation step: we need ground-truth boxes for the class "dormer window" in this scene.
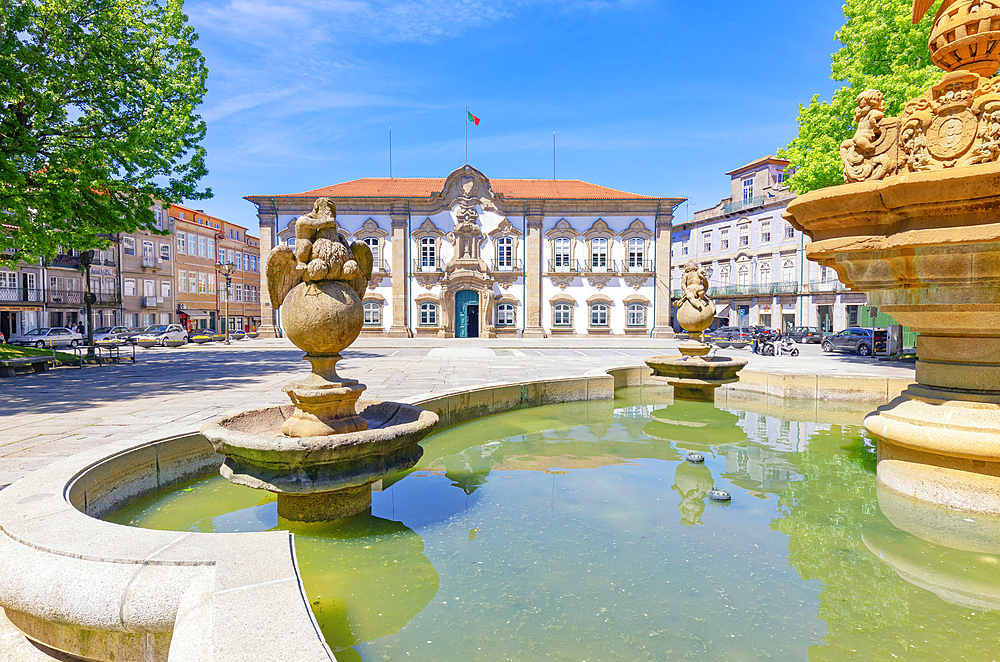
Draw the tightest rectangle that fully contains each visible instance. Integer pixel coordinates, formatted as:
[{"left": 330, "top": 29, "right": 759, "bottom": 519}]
[{"left": 742, "top": 177, "right": 754, "bottom": 202}]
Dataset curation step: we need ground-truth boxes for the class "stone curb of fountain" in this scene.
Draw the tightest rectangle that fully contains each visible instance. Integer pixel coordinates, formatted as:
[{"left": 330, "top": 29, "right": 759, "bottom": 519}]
[{"left": 0, "top": 364, "right": 915, "bottom": 662}]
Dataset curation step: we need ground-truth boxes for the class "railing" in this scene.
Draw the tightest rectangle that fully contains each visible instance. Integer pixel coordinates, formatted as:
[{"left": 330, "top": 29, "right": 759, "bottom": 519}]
[
  {"left": 411, "top": 259, "right": 444, "bottom": 273},
  {"left": 808, "top": 279, "right": 847, "bottom": 292},
  {"left": 489, "top": 259, "right": 524, "bottom": 273},
  {"left": 0, "top": 287, "right": 44, "bottom": 303},
  {"left": 672, "top": 281, "right": 802, "bottom": 299},
  {"left": 46, "top": 289, "right": 83, "bottom": 305},
  {"left": 546, "top": 259, "right": 585, "bottom": 273},
  {"left": 722, "top": 195, "right": 769, "bottom": 215},
  {"left": 583, "top": 259, "right": 617, "bottom": 274},
  {"left": 141, "top": 256, "right": 157, "bottom": 269},
  {"left": 93, "top": 291, "right": 122, "bottom": 305},
  {"left": 141, "top": 296, "right": 160, "bottom": 308},
  {"left": 621, "top": 260, "right": 654, "bottom": 273},
  {"left": 373, "top": 260, "right": 390, "bottom": 273}
]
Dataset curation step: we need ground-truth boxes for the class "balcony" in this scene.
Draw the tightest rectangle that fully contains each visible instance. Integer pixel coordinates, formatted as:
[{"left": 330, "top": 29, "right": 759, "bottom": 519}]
[
  {"left": 808, "top": 279, "right": 848, "bottom": 293},
  {"left": 46, "top": 289, "right": 83, "bottom": 305},
  {"left": 673, "top": 281, "right": 802, "bottom": 299},
  {"left": 489, "top": 259, "right": 524, "bottom": 274},
  {"left": 0, "top": 287, "right": 44, "bottom": 304},
  {"left": 93, "top": 291, "right": 122, "bottom": 306},
  {"left": 411, "top": 259, "right": 444, "bottom": 273},
  {"left": 546, "top": 259, "right": 585, "bottom": 274},
  {"left": 620, "top": 260, "right": 654, "bottom": 274},
  {"left": 141, "top": 296, "right": 161, "bottom": 308},
  {"left": 373, "top": 260, "right": 390, "bottom": 274},
  {"left": 141, "top": 256, "right": 158, "bottom": 270},
  {"left": 722, "top": 195, "right": 769, "bottom": 215}
]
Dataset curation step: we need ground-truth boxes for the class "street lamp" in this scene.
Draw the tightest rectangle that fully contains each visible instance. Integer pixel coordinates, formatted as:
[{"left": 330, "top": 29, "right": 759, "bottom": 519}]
[{"left": 215, "top": 261, "right": 237, "bottom": 345}]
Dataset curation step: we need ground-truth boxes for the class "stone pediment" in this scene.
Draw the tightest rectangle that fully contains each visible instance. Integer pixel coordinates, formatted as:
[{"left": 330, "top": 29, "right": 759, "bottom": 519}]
[{"left": 436, "top": 165, "right": 497, "bottom": 211}]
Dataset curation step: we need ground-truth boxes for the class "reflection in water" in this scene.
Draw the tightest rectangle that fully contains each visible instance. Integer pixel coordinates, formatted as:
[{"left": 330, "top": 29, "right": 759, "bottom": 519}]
[{"left": 106, "top": 387, "right": 1000, "bottom": 661}]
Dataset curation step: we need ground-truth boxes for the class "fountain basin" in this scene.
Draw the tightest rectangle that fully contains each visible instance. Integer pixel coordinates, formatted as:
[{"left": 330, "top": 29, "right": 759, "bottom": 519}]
[
  {"left": 201, "top": 400, "right": 438, "bottom": 522},
  {"left": 645, "top": 354, "right": 748, "bottom": 401}
]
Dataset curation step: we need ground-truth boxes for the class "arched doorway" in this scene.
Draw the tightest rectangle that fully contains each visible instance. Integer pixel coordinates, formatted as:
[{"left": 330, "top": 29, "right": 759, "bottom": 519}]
[{"left": 455, "top": 289, "right": 479, "bottom": 338}]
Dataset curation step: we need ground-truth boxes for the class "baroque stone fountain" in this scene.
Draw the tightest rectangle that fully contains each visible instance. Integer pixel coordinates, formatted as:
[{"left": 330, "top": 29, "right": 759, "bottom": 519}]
[
  {"left": 201, "top": 199, "right": 438, "bottom": 521},
  {"left": 645, "top": 260, "right": 747, "bottom": 401},
  {"left": 784, "top": 0, "right": 1000, "bottom": 513}
]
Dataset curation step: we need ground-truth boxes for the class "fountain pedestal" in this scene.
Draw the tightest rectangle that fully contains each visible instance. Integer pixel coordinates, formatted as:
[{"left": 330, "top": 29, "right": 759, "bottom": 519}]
[{"left": 646, "top": 341, "right": 747, "bottom": 402}]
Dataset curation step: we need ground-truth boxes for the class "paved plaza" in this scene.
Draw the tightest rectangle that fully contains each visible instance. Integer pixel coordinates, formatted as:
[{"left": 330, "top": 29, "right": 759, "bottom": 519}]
[{"left": 0, "top": 337, "right": 916, "bottom": 490}]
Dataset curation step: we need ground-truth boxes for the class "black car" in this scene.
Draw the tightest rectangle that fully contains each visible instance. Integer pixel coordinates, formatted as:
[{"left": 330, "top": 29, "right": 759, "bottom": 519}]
[
  {"left": 821, "top": 327, "right": 887, "bottom": 356},
  {"left": 787, "top": 326, "right": 824, "bottom": 344},
  {"left": 706, "top": 326, "right": 751, "bottom": 348}
]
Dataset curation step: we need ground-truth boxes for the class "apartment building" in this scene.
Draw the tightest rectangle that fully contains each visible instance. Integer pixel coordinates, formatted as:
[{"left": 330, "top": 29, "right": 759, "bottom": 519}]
[
  {"left": 170, "top": 204, "right": 221, "bottom": 330},
  {"left": 119, "top": 205, "right": 176, "bottom": 328}
]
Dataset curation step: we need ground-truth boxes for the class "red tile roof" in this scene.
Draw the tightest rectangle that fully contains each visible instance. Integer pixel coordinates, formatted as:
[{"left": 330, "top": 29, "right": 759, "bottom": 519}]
[
  {"left": 725, "top": 155, "right": 789, "bottom": 177},
  {"left": 250, "top": 177, "right": 676, "bottom": 202}
]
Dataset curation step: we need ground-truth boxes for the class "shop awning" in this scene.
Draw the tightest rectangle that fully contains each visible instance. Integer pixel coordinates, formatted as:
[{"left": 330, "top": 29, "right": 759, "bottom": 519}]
[
  {"left": 180, "top": 308, "right": 212, "bottom": 319},
  {"left": 0, "top": 305, "right": 42, "bottom": 312}
]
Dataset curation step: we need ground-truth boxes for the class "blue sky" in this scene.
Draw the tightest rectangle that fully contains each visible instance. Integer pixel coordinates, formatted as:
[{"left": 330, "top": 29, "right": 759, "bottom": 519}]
[{"left": 182, "top": 0, "right": 847, "bottom": 232}]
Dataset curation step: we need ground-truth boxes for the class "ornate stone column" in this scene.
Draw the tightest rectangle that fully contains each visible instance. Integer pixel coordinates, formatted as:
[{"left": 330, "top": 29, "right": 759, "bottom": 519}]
[
  {"left": 522, "top": 207, "right": 546, "bottom": 338},
  {"left": 256, "top": 207, "right": 278, "bottom": 338},
  {"left": 651, "top": 206, "right": 676, "bottom": 338},
  {"left": 387, "top": 205, "right": 412, "bottom": 337}
]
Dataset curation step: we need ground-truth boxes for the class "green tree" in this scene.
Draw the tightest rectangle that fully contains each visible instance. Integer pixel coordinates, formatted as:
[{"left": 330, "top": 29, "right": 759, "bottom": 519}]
[
  {"left": 0, "top": 0, "right": 210, "bottom": 261},
  {"left": 779, "top": 0, "right": 942, "bottom": 194}
]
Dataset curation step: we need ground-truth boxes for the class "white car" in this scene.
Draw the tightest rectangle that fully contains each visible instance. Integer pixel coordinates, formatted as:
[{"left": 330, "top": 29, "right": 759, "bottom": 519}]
[
  {"left": 93, "top": 326, "right": 133, "bottom": 345},
  {"left": 136, "top": 324, "right": 188, "bottom": 346},
  {"left": 8, "top": 327, "right": 83, "bottom": 348}
]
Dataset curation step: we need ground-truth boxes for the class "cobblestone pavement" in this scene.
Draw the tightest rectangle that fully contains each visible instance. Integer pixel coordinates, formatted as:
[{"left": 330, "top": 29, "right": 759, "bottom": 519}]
[{"left": 0, "top": 336, "right": 915, "bottom": 489}]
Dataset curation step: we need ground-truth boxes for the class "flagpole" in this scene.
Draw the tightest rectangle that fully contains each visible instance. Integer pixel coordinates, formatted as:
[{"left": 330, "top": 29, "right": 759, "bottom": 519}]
[
  {"left": 389, "top": 126, "right": 392, "bottom": 178},
  {"left": 553, "top": 132, "right": 556, "bottom": 180},
  {"left": 465, "top": 106, "right": 468, "bottom": 164}
]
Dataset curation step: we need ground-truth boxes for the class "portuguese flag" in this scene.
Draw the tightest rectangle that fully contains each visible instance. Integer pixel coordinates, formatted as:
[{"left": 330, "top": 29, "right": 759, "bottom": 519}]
[{"left": 467, "top": 110, "right": 480, "bottom": 125}]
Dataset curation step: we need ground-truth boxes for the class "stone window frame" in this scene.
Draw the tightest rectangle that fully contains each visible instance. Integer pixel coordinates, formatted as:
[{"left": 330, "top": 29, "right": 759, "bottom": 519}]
[
  {"left": 488, "top": 219, "right": 523, "bottom": 272},
  {"left": 545, "top": 219, "right": 581, "bottom": 273},
  {"left": 737, "top": 218, "right": 751, "bottom": 249},
  {"left": 781, "top": 254, "right": 796, "bottom": 284},
  {"left": 623, "top": 294, "right": 650, "bottom": 328},
  {"left": 412, "top": 218, "right": 446, "bottom": 272},
  {"left": 701, "top": 230, "right": 712, "bottom": 256},
  {"left": 549, "top": 294, "right": 576, "bottom": 328},
  {"left": 582, "top": 219, "right": 616, "bottom": 273},
  {"left": 415, "top": 293, "right": 441, "bottom": 328},
  {"left": 354, "top": 218, "right": 389, "bottom": 273},
  {"left": 495, "top": 296, "right": 518, "bottom": 328},
  {"left": 586, "top": 293, "right": 613, "bottom": 329},
  {"left": 619, "top": 219, "right": 653, "bottom": 272},
  {"left": 362, "top": 293, "right": 386, "bottom": 327},
  {"left": 758, "top": 259, "right": 772, "bottom": 285},
  {"left": 759, "top": 216, "right": 772, "bottom": 245},
  {"left": 720, "top": 226, "right": 731, "bottom": 252}
]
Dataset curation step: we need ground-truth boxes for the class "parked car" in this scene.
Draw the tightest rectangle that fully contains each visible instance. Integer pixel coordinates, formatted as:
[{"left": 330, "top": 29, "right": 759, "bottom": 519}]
[
  {"left": 821, "top": 327, "right": 887, "bottom": 356},
  {"left": 8, "top": 327, "right": 83, "bottom": 348},
  {"left": 93, "top": 326, "right": 133, "bottom": 345},
  {"left": 189, "top": 328, "right": 218, "bottom": 343},
  {"left": 136, "top": 324, "right": 188, "bottom": 346},
  {"left": 786, "top": 326, "right": 824, "bottom": 344},
  {"left": 705, "top": 326, "right": 751, "bottom": 348},
  {"left": 120, "top": 326, "right": 155, "bottom": 345}
]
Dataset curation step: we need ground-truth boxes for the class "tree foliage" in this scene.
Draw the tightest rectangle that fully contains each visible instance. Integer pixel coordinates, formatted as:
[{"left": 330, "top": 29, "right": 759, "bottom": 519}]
[
  {"left": 0, "top": 0, "right": 210, "bottom": 261},
  {"left": 779, "top": 0, "right": 942, "bottom": 194}
]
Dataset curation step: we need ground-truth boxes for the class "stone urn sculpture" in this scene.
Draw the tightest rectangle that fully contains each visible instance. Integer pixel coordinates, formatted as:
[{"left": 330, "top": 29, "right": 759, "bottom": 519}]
[
  {"left": 783, "top": 1, "right": 1000, "bottom": 514},
  {"left": 645, "top": 261, "right": 747, "bottom": 401},
  {"left": 201, "top": 199, "right": 438, "bottom": 522}
]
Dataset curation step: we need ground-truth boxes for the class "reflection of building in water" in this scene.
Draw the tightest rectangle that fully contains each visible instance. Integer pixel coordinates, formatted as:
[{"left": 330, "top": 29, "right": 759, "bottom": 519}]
[{"left": 734, "top": 410, "right": 828, "bottom": 454}]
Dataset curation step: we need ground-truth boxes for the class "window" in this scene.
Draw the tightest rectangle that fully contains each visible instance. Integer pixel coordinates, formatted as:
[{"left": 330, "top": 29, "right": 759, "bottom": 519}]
[
  {"left": 553, "top": 237, "right": 571, "bottom": 269},
  {"left": 235, "top": 285, "right": 243, "bottom": 302},
  {"left": 782, "top": 258, "right": 795, "bottom": 283},
  {"left": 760, "top": 220, "right": 771, "bottom": 244},
  {"left": 720, "top": 228, "right": 730, "bottom": 251},
  {"left": 591, "top": 237, "right": 608, "bottom": 270},
  {"left": 143, "top": 279, "right": 155, "bottom": 297},
  {"left": 219, "top": 247, "right": 225, "bottom": 264},
  {"left": 496, "top": 236, "right": 513, "bottom": 269},
  {"left": 124, "top": 278, "right": 136, "bottom": 296},
  {"left": 177, "top": 232, "right": 186, "bottom": 254},
  {"left": 198, "top": 272, "right": 207, "bottom": 294},
  {"left": 776, "top": 170, "right": 785, "bottom": 185},
  {"left": 0, "top": 271, "right": 14, "bottom": 289},
  {"left": 178, "top": 270, "right": 187, "bottom": 293},
  {"left": 208, "top": 238, "right": 215, "bottom": 258},
  {"left": 419, "top": 302, "right": 437, "bottom": 326},
  {"left": 759, "top": 262, "right": 771, "bottom": 285},
  {"left": 364, "top": 237, "right": 380, "bottom": 268},
  {"left": 363, "top": 301, "right": 382, "bottom": 326},
  {"left": 720, "top": 265, "right": 731, "bottom": 285},
  {"left": 738, "top": 224, "right": 749, "bottom": 248},
  {"left": 161, "top": 281, "right": 171, "bottom": 298},
  {"left": 738, "top": 264, "right": 749, "bottom": 287},
  {"left": 235, "top": 252, "right": 243, "bottom": 270},
  {"left": 207, "top": 274, "right": 216, "bottom": 295},
  {"left": 743, "top": 177, "right": 754, "bottom": 202},
  {"left": 160, "top": 243, "right": 170, "bottom": 261},
  {"left": 123, "top": 236, "right": 136, "bottom": 256},
  {"left": 227, "top": 249, "right": 235, "bottom": 265},
  {"left": 627, "top": 303, "right": 645, "bottom": 327},
  {"left": 553, "top": 303, "right": 572, "bottom": 326},
  {"left": 497, "top": 303, "right": 515, "bottom": 327},
  {"left": 188, "top": 272, "right": 197, "bottom": 293},
  {"left": 702, "top": 232, "right": 711, "bottom": 255},
  {"left": 244, "top": 285, "right": 250, "bottom": 302},
  {"left": 179, "top": 211, "right": 186, "bottom": 220},
  {"left": 681, "top": 238, "right": 689, "bottom": 257},
  {"left": 784, "top": 222, "right": 795, "bottom": 240},
  {"left": 848, "top": 304, "right": 861, "bottom": 326},
  {"left": 628, "top": 238, "right": 645, "bottom": 270},
  {"left": 590, "top": 303, "right": 608, "bottom": 327},
  {"left": 420, "top": 237, "right": 436, "bottom": 270},
  {"left": 142, "top": 240, "right": 154, "bottom": 262},
  {"left": 819, "top": 265, "right": 834, "bottom": 282}
]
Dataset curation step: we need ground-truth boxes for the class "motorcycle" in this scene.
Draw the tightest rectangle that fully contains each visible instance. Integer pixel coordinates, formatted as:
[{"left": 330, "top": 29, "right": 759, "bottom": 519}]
[{"left": 762, "top": 335, "right": 799, "bottom": 357}]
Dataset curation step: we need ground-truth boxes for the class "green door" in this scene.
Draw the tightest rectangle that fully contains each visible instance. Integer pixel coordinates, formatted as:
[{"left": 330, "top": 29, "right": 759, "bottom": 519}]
[{"left": 455, "top": 290, "right": 479, "bottom": 338}]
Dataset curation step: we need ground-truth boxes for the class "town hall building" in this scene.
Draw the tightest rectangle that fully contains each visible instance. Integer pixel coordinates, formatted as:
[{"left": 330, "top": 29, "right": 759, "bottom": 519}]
[{"left": 246, "top": 166, "right": 684, "bottom": 338}]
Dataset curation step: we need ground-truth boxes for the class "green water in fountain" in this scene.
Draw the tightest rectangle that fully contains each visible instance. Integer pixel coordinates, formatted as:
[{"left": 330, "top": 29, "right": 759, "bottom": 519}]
[{"left": 106, "top": 387, "right": 1000, "bottom": 661}]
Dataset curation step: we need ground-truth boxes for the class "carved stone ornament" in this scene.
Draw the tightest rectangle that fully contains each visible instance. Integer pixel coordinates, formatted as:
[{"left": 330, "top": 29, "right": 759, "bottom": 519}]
[
  {"left": 367, "top": 272, "right": 389, "bottom": 290},
  {"left": 674, "top": 260, "right": 716, "bottom": 334},
  {"left": 493, "top": 272, "right": 519, "bottom": 289},
  {"left": 548, "top": 273, "right": 576, "bottom": 290},
  {"left": 623, "top": 273, "right": 650, "bottom": 290},
  {"left": 585, "top": 273, "right": 614, "bottom": 290},
  {"left": 415, "top": 273, "right": 442, "bottom": 290}
]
